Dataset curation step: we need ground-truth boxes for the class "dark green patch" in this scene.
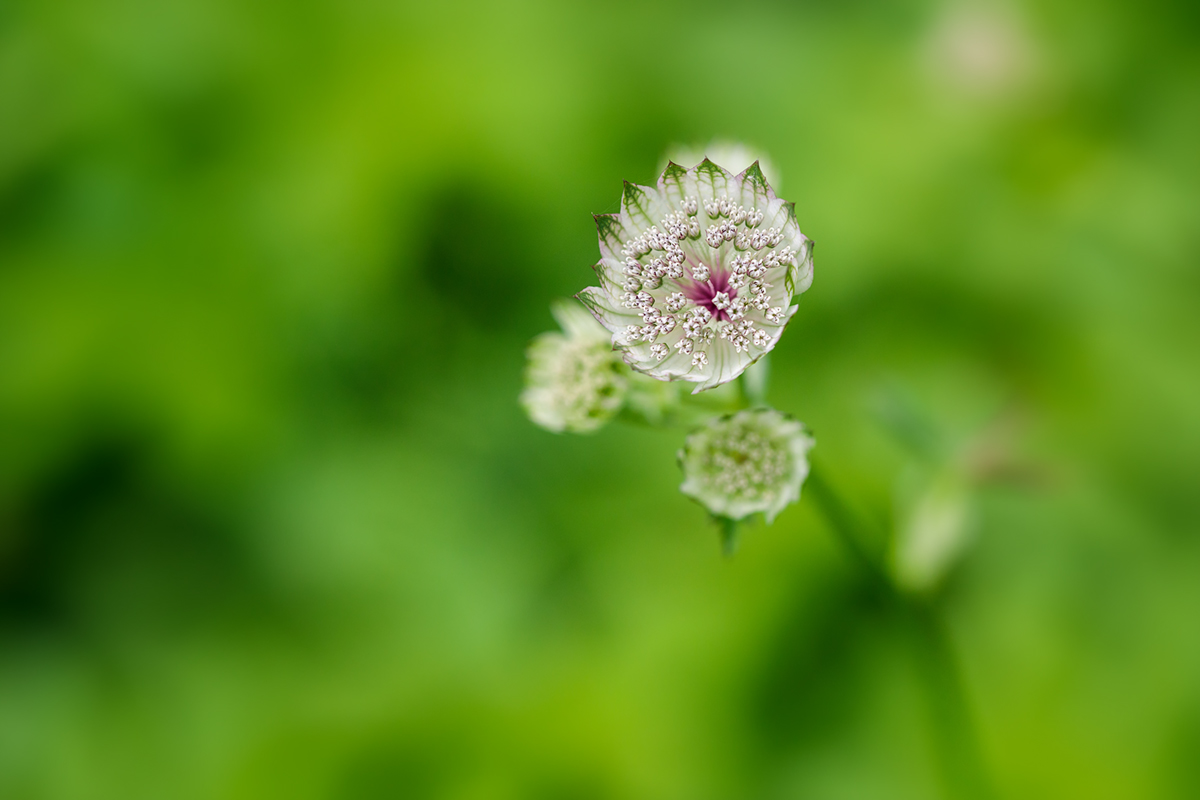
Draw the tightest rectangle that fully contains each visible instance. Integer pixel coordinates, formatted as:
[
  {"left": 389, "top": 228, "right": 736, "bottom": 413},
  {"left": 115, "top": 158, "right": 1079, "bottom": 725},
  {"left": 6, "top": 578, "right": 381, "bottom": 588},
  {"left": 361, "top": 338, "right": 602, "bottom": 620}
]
[
  {"left": 418, "top": 182, "right": 533, "bottom": 327},
  {"left": 0, "top": 429, "right": 265, "bottom": 634}
]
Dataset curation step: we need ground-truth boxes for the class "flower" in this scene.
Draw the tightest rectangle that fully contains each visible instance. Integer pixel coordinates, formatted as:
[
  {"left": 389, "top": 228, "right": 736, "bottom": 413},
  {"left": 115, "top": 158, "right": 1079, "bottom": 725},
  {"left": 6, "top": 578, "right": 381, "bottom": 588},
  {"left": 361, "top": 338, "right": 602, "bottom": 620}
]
[
  {"left": 577, "top": 160, "right": 813, "bottom": 393},
  {"left": 521, "top": 300, "right": 628, "bottom": 433},
  {"left": 678, "top": 408, "right": 814, "bottom": 523}
]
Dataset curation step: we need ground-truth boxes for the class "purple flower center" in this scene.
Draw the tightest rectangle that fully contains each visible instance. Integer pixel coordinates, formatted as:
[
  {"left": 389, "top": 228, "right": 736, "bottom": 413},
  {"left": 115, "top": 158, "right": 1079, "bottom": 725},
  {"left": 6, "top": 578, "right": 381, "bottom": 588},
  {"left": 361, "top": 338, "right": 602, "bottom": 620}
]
[{"left": 682, "top": 267, "right": 737, "bottom": 321}]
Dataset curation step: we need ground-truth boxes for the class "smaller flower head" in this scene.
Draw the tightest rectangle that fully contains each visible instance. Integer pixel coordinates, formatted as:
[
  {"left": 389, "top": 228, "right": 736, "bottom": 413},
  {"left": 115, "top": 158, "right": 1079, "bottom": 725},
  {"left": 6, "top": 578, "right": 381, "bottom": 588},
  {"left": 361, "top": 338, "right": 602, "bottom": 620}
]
[
  {"left": 522, "top": 300, "right": 628, "bottom": 433},
  {"left": 679, "top": 408, "right": 814, "bottom": 523}
]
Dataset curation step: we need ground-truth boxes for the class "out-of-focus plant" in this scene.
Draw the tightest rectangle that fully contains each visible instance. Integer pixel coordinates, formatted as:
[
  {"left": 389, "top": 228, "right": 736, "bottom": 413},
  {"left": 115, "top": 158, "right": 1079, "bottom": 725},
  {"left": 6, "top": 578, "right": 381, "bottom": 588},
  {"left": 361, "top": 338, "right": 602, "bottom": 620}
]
[
  {"left": 873, "top": 385, "right": 1043, "bottom": 595},
  {"left": 521, "top": 300, "right": 630, "bottom": 433},
  {"left": 892, "top": 466, "right": 977, "bottom": 593}
]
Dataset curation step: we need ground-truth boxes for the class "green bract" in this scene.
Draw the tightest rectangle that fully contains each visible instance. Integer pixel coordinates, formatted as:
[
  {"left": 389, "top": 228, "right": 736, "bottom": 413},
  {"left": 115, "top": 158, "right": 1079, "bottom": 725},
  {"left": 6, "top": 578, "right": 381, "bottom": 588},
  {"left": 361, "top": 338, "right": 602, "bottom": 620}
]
[
  {"left": 577, "top": 159, "right": 813, "bottom": 393},
  {"left": 660, "top": 141, "right": 783, "bottom": 192},
  {"left": 521, "top": 300, "right": 628, "bottom": 433},
  {"left": 679, "top": 408, "right": 815, "bottom": 523}
]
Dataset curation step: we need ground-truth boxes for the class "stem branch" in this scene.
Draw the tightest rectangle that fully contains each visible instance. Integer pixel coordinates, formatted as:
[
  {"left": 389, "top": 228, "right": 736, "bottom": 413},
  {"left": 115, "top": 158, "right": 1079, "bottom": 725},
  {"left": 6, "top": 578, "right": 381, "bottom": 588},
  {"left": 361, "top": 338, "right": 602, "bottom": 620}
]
[{"left": 803, "top": 462, "right": 994, "bottom": 800}]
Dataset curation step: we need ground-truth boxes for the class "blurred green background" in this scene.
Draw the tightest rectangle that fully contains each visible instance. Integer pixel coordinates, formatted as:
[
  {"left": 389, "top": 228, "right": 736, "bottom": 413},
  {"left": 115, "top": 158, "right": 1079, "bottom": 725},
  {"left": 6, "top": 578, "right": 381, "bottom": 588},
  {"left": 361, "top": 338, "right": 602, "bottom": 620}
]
[{"left": 2, "top": 0, "right": 1199, "bottom": 797}]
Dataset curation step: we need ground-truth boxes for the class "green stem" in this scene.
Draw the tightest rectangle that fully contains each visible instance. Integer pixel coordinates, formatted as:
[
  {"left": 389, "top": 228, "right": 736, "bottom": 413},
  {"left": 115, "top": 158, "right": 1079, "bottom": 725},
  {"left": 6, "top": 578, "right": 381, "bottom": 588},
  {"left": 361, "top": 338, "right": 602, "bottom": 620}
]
[
  {"left": 908, "top": 602, "right": 997, "bottom": 800},
  {"left": 804, "top": 462, "right": 994, "bottom": 800},
  {"left": 802, "top": 462, "right": 890, "bottom": 589},
  {"left": 717, "top": 516, "right": 740, "bottom": 557},
  {"left": 741, "top": 355, "right": 770, "bottom": 407}
]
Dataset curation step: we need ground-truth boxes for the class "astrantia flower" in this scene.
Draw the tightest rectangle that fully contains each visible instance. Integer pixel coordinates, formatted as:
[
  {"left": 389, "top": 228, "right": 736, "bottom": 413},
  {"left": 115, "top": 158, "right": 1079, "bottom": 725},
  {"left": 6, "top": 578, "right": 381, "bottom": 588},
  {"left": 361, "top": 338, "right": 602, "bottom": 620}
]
[
  {"left": 522, "top": 300, "right": 628, "bottom": 433},
  {"left": 577, "top": 160, "right": 813, "bottom": 393},
  {"left": 679, "top": 408, "right": 814, "bottom": 523}
]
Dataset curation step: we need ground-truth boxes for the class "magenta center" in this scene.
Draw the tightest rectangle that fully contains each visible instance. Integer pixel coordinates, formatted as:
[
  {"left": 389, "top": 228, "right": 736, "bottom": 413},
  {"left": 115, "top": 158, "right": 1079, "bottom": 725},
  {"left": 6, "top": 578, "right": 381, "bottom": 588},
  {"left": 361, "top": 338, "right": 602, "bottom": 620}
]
[{"left": 681, "top": 267, "right": 737, "bottom": 322}]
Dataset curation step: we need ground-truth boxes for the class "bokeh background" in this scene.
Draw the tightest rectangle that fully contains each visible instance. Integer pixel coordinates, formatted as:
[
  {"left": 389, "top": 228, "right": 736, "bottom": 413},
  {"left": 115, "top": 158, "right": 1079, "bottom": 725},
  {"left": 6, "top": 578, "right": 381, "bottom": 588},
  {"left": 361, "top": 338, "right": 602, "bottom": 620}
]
[{"left": 2, "top": 0, "right": 1199, "bottom": 797}]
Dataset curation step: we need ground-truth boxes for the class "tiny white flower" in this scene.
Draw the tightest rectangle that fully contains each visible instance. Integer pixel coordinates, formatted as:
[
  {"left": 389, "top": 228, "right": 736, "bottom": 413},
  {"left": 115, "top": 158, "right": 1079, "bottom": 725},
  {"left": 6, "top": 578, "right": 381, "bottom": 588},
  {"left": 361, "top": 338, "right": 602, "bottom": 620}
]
[
  {"left": 577, "top": 161, "right": 813, "bottom": 393},
  {"left": 678, "top": 408, "right": 814, "bottom": 523},
  {"left": 521, "top": 300, "right": 628, "bottom": 433}
]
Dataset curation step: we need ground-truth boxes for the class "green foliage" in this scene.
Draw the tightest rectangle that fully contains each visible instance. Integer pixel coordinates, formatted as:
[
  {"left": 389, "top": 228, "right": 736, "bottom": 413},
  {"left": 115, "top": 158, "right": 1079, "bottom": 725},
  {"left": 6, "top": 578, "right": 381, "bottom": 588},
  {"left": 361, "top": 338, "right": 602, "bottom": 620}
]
[{"left": 2, "top": 0, "right": 1199, "bottom": 798}]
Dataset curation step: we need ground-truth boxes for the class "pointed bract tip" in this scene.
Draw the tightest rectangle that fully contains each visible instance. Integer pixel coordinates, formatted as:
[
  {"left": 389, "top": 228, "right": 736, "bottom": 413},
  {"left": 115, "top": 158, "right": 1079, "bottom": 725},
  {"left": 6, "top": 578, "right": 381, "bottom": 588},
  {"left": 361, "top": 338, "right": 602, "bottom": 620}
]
[
  {"left": 574, "top": 288, "right": 606, "bottom": 323},
  {"left": 696, "top": 157, "right": 731, "bottom": 181},
  {"left": 743, "top": 160, "right": 770, "bottom": 189},
  {"left": 660, "top": 160, "right": 687, "bottom": 181},
  {"left": 621, "top": 181, "right": 653, "bottom": 221},
  {"left": 594, "top": 212, "right": 621, "bottom": 232}
]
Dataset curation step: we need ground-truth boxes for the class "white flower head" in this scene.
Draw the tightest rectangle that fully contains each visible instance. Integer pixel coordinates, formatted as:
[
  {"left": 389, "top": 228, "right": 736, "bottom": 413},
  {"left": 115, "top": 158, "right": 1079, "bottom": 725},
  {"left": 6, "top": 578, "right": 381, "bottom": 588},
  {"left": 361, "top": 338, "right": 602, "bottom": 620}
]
[
  {"left": 521, "top": 300, "right": 628, "bottom": 433},
  {"left": 577, "top": 160, "right": 813, "bottom": 393},
  {"left": 678, "top": 408, "right": 814, "bottom": 523}
]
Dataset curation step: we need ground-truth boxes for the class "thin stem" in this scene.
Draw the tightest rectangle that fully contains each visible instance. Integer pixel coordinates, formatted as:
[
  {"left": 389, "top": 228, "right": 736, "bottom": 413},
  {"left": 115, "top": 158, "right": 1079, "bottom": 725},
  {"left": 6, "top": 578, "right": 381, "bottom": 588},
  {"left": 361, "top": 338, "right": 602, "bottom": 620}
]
[
  {"left": 909, "top": 602, "right": 996, "bottom": 800},
  {"left": 803, "top": 462, "right": 995, "bottom": 800},
  {"left": 802, "top": 462, "right": 890, "bottom": 590},
  {"left": 717, "top": 516, "right": 740, "bottom": 557},
  {"left": 742, "top": 355, "right": 770, "bottom": 407}
]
